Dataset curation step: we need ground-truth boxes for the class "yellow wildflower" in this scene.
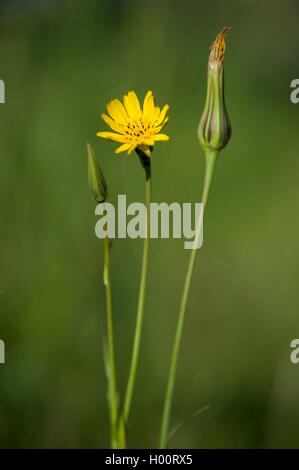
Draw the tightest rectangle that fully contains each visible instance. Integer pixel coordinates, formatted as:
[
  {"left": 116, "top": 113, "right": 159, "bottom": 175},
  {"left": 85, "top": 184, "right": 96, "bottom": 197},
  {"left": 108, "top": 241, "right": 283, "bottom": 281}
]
[{"left": 97, "top": 90, "right": 169, "bottom": 155}]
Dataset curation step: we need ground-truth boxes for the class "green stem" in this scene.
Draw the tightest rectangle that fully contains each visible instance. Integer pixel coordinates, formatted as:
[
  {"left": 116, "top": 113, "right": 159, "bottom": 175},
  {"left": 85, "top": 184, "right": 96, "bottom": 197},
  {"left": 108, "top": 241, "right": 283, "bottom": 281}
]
[
  {"left": 159, "top": 149, "right": 218, "bottom": 449},
  {"left": 104, "top": 234, "right": 118, "bottom": 448},
  {"left": 123, "top": 165, "right": 151, "bottom": 425}
]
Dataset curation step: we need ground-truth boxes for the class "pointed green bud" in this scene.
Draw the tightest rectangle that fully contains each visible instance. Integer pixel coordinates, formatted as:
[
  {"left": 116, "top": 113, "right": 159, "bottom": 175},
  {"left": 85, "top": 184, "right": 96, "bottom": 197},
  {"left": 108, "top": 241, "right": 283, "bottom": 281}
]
[
  {"left": 87, "top": 141, "right": 108, "bottom": 203},
  {"left": 198, "top": 27, "right": 231, "bottom": 151}
]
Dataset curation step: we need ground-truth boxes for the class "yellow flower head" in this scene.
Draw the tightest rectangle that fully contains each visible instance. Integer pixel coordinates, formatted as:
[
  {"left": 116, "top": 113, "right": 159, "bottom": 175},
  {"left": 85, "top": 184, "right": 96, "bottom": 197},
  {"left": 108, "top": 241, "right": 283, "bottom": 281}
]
[{"left": 97, "top": 91, "right": 170, "bottom": 155}]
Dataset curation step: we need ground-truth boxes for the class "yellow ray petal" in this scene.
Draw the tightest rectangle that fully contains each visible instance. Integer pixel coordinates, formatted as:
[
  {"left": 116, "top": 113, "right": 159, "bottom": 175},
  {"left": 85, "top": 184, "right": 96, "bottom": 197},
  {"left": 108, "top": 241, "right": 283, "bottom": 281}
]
[
  {"left": 145, "top": 94, "right": 155, "bottom": 119},
  {"left": 143, "top": 91, "right": 155, "bottom": 119},
  {"left": 127, "top": 143, "right": 137, "bottom": 155},
  {"left": 101, "top": 113, "right": 123, "bottom": 133},
  {"left": 152, "top": 106, "right": 160, "bottom": 123},
  {"left": 142, "top": 138, "right": 155, "bottom": 146},
  {"left": 123, "top": 91, "right": 141, "bottom": 118},
  {"left": 115, "top": 142, "right": 132, "bottom": 154},
  {"left": 96, "top": 131, "right": 126, "bottom": 143},
  {"left": 154, "top": 116, "right": 169, "bottom": 134},
  {"left": 154, "top": 133, "right": 169, "bottom": 141},
  {"left": 106, "top": 99, "right": 128, "bottom": 124},
  {"left": 142, "top": 90, "right": 153, "bottom": 114},
  {"left": 156, "top": 104, "right": 170, "bottom": 127},
  {"left": 128, "top": 91, "right": 141, "bottom": 114}
]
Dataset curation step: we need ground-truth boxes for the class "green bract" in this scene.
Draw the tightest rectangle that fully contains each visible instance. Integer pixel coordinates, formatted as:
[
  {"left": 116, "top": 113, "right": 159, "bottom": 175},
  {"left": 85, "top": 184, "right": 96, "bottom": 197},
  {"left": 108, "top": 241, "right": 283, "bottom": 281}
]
[{"left": 87, "top": 141, "right": 108, "bottom": 203}]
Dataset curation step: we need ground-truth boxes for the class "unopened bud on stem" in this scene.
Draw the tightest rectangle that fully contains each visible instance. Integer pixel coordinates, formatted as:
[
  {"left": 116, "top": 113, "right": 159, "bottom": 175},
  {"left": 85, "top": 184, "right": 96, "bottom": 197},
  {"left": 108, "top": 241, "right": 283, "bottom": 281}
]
[
  {"left": 87, "top": 141, "right": 108, "bottom": 203},
  {"left": 198, "top": 27, "right": 231, "bottom": 152}
]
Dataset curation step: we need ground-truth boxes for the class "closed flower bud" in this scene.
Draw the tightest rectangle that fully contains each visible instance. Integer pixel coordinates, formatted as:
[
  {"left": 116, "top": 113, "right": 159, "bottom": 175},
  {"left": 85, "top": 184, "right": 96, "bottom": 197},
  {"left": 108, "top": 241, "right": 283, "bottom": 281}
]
[
  {"left": 87, "top": 141, "right": 108, "bottom": 203},
  {"left": 198, "top": 27, "right": 231, "bottom": 151}
]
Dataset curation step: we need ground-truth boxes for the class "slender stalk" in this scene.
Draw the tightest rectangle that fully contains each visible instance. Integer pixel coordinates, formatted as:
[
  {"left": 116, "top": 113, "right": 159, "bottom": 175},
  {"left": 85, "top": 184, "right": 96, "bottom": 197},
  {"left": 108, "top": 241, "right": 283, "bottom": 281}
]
[
  {"left": 103, "top": 234, "right": 118, "bottom": 448},
  {"left": 123, "top": 162, "right": 151, "bottom": 424},
  {"left": 159, "top": 149, "right": 218, "bottom": 449}
]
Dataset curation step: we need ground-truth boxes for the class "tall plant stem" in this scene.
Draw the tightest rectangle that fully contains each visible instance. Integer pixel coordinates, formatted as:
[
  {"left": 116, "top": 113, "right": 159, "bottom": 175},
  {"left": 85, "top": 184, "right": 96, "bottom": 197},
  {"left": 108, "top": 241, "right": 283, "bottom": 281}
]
[
  {"left": 104, "top": 234, "right": 118, "bottom": 448},
  {"left": 159, "top": 149, "right": 218, "bottom": 449},
  {"left": 123, "top": 161, "right": 151, "bottom": 425}
]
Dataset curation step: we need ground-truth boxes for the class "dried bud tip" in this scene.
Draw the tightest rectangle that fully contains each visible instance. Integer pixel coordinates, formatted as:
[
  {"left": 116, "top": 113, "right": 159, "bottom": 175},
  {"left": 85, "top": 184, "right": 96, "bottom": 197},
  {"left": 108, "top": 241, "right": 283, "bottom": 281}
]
[{"left": 209, "top": 27, "right": 231, "bottom": 69}]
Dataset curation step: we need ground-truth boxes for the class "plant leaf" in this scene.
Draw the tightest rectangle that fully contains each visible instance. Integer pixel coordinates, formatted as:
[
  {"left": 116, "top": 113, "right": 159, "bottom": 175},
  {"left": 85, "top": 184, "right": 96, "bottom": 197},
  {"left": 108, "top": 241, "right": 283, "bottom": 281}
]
[{"left": 168, "top": 405, "right": 210, "bottom": 444}]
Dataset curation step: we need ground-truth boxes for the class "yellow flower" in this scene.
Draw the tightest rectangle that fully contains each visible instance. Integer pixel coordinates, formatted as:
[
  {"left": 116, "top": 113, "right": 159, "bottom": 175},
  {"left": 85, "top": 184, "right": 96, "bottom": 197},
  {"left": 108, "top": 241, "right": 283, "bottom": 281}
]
[{"left": 97, "top": 90, "right": 170, "bottom": 155}]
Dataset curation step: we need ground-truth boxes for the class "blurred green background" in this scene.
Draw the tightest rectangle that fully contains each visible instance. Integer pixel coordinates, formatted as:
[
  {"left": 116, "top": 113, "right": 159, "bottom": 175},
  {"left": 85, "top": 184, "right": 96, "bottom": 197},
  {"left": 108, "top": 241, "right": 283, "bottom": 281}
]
[{"left": 1, "top": 0, "right": 299, "bottom": 449}]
